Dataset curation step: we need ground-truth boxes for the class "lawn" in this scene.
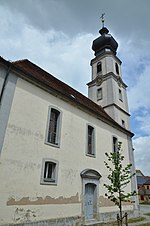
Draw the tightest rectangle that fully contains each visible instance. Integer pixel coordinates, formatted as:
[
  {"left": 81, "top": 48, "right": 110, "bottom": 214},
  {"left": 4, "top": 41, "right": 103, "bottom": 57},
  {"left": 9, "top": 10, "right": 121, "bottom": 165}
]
[
  {"left": 96, "top": 217, "right": 146, "bottom": 225},
  {"left": 128, "top": 217, "right": 145, "bottom": 223},
  {"left": 138, "top": 224, "right": 150, "bottom": 226}
]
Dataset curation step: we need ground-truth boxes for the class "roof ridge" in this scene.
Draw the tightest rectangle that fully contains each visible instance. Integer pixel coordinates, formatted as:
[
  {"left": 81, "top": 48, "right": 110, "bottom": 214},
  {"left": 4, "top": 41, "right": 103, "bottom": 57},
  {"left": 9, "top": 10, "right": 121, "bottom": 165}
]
[
  {"left": 10, "top": 58, "right": 133, "bottom": 136},
  {"left": 13, "top": 59, "right": 115, "bottom": 119},
  {"left": 12, "top": 59, "right": 97, "bottom": 102},
  {"left": 12, "top": 59, "right": 28, "bottom": 63},
  {"left": 13, "top": 58, "right": 75, "bottom": 89}
]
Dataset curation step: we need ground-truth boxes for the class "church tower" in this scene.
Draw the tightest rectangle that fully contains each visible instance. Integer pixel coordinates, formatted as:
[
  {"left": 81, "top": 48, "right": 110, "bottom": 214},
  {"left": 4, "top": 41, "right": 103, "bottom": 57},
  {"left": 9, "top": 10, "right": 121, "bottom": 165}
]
[{"left": 87, "top": 19, "right": 130, "bottom": 130}]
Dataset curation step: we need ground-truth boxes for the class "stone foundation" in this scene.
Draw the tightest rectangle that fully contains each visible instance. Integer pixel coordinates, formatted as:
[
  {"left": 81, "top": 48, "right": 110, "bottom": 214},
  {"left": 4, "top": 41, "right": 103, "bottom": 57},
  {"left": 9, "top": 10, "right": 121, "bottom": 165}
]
[
  {"left": 2, "top": 209, "right": 140, "bottom": 226},
  {"left": 2, "top": 216, "right": 82, "bottom": 226}
]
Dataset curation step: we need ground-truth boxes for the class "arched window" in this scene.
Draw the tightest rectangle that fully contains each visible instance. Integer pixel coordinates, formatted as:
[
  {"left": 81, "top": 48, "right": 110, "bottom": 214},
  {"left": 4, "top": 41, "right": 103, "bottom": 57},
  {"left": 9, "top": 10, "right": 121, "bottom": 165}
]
[
  {"left": 119, "top": 89, "right": 123, "bottom": 101},
  {"left": 115, "top": 63, "right": 119, "bottom": 75},
  {"left": 97, "top": 87, "right": 103, "bottom": 100},
  {"left": 48, "top": 108, "right": 60, "bottom": 144},
  {"left": 41, "top": 158, "right": 59, "bottom": 185},
  {"left": 97, "top": 62, "right": 102, "bottom": 73},
  {"left": 87, "top": 124, "right": 95, "bottom": 156},
  {"left": 122, "top": 120, "right": 125, "bottom": 128},
  {"left": 46, "top": 106, "right": 62, "bottom": 147},
  {"left": 113, "top": 136, "right": 118, "bottom": 152}
]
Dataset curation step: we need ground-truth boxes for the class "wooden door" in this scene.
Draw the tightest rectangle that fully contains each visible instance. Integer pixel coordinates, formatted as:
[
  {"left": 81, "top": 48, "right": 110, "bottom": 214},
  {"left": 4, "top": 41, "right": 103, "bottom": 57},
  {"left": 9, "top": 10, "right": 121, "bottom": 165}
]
[{"left": 85, "top": 183, "right": 95, "bottom": 219}]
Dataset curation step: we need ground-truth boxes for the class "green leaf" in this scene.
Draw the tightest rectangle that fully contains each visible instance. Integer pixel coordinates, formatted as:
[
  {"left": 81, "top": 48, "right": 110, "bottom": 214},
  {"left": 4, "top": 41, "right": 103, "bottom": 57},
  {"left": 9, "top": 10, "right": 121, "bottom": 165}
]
[{"left": 103, "top": 142, "right": 136, "bottom": 215}]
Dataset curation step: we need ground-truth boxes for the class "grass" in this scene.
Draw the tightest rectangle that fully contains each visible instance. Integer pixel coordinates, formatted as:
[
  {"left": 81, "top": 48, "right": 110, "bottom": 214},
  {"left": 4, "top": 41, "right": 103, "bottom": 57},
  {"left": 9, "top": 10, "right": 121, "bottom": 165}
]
[
  {"left": 128, "top": 216, "right": 145, "bottom": 223},
  {"left": 138, "top": 224, "right": 150, "bottom": 226},
  {"left": 91, "top": 215, "right": 150, "bottom": 226},
  {"left": 144, "top": 213, "right": 150, "bottom": 216},
  {"left": 95, "top": 223, "right": 150, "bottom": 226},
  {"left": 140, "top": 203, "right": 150, "bottom": 205},
  {"left": 94, "top": 217, "right": 145, "bottom": 225},
  {"left": 94, "top": 217, "right": 146, "bottom": 225}
]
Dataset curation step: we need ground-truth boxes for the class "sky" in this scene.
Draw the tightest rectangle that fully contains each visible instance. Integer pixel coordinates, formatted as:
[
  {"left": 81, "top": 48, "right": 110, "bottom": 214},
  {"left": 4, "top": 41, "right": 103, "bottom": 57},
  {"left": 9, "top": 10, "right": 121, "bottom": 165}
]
[{"left": 0, "top": 0, "right": 150, "bottom": 175}]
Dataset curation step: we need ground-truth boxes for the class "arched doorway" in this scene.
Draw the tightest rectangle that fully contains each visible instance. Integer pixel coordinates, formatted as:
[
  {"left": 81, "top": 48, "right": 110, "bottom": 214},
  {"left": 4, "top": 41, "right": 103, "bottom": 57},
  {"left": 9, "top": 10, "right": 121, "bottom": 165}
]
[{"left": 80, "top": 169, "right": 101, "bottom": 221}]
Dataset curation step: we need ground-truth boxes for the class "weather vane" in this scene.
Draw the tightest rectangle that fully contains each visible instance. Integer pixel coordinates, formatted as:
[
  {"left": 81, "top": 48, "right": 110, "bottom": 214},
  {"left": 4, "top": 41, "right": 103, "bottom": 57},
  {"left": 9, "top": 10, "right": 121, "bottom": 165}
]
[{"left": 100, "top": 13, "right": 105, "bottom": 28}]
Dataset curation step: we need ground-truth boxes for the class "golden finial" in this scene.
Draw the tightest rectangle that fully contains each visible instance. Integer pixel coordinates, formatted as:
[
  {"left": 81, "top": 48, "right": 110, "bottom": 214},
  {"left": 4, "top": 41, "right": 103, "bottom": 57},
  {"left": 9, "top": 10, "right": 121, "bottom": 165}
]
[{"left": 100, "top": 13, "right": 105, "bottom": 28}]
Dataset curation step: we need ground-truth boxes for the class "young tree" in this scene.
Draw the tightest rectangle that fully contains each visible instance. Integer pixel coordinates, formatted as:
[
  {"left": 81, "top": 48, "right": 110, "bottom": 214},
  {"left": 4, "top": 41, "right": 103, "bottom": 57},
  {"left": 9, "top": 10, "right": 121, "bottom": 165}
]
[{"left": 104, "top": 142, "right": 136, "bottom": 226}]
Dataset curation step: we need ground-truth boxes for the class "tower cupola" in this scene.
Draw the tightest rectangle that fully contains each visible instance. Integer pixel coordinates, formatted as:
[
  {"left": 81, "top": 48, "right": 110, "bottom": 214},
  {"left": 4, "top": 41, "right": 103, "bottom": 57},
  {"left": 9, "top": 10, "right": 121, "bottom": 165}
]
[
  {"left": 92, "top": 27, "right": 118, "bottom": 56},
  {"left": 88, "top": 15, "right": 130, "bottom": 130}
]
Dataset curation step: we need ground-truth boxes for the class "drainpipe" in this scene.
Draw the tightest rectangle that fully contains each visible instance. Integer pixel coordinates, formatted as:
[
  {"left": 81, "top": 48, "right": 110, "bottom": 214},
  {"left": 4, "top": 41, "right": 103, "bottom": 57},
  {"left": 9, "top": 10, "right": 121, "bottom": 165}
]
[{"left": 0, "top": 64, "right": 12, "bottom": 106}]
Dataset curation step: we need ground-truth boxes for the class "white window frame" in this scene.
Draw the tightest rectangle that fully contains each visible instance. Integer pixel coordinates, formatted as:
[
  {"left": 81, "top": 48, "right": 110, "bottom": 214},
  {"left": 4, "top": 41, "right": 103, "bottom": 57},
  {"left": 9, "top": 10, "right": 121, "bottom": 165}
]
[
  {"left": 45, "top": 106, "right": 62, "bottom": 148},
  {"left": 40, "top": 158, "right": 59, "bottom": 185}
]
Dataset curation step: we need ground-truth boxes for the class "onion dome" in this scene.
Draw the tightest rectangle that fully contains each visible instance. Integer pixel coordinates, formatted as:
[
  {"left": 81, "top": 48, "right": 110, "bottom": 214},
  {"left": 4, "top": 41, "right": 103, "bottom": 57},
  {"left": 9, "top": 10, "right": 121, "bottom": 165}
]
[{"left": 92, "top": 27, "right": 118, "bottom": 56}]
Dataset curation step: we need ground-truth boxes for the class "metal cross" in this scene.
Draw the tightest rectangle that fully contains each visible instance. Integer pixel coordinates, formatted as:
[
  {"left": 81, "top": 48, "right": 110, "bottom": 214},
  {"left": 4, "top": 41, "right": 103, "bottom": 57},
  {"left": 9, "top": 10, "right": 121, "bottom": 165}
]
[{"left": 100, "top": 13, "right": 105, "bottom": 28}]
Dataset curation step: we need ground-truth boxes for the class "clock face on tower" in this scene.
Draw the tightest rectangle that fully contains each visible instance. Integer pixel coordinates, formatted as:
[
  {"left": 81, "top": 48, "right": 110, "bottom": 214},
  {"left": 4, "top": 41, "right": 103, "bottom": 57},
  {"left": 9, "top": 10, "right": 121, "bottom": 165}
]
[{"left": 96, "top": 76, "right": 103, "bottom": 86}]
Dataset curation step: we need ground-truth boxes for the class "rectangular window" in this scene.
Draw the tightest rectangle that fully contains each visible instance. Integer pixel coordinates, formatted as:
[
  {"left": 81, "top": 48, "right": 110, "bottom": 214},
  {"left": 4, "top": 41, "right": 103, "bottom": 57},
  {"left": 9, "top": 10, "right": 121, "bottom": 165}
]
[
  {"left": 147, "top": 186, "right": 149, "bottom": 190},
  {"left": 46, "top": 107, "right": 62, "bottom": 147},
  {"left": 41, "top": 159, "right": 58, "bottom": 185},
  {"left": 97, "top": 88, "right": 103, "bottom": 100},
  {"left": 119, "top": 89, "right": 123, "bottom": 101},
  {"left": 87, "top": 125, "right": 95, "bottom": 156},
  {"left": 113, "top": 136, "right": 118, "bottom": 152}
]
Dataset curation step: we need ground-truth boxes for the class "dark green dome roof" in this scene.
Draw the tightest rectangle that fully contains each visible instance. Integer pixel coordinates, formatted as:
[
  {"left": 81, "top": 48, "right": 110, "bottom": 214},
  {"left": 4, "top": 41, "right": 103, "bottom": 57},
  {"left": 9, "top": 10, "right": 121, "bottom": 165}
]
[{"left": 92, "top": 27, "right": 118, "bottom": 56}]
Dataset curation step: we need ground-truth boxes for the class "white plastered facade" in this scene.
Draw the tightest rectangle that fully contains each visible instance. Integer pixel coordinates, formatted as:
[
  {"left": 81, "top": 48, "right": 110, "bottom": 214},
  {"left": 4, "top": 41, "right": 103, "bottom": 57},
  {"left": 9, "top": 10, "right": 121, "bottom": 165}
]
[{"left": 0, "top": 75, "right": 135, "bottom": 225}]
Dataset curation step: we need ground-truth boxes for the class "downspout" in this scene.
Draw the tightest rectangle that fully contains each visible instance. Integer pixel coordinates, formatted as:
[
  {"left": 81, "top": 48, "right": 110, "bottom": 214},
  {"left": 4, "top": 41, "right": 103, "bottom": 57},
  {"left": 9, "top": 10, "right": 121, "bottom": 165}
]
[{"left": 0, "top": 64, "right": 12, "bottom": 106}]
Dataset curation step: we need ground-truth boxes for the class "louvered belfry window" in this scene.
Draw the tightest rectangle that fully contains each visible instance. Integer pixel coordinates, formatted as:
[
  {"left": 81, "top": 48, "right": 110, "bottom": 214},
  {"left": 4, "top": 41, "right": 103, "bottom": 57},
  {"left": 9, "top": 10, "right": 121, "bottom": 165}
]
[{"left": 97, "top": 62, "right": 102, "bottom": 73}]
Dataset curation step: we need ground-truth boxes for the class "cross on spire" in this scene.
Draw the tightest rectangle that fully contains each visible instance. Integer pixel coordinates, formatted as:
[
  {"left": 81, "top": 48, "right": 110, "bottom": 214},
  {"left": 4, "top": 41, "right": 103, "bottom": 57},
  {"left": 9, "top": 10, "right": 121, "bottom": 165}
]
[{"left": 100, "top": 13, "right": 105, "bottom": 28}]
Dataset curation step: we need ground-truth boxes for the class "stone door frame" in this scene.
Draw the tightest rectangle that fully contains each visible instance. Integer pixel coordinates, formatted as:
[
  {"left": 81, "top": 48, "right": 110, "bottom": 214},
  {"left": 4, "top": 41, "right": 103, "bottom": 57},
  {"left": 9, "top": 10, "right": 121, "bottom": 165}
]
[{"left": 80, "top": 169, "right": 101, "bottom": 222}]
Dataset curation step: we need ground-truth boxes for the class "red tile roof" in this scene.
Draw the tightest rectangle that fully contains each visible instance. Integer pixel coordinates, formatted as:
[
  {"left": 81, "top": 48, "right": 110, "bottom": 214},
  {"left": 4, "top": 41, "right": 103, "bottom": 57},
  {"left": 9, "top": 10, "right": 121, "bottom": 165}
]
[{"left": 0, "top": 57, "right": 133, "bottom": 136}]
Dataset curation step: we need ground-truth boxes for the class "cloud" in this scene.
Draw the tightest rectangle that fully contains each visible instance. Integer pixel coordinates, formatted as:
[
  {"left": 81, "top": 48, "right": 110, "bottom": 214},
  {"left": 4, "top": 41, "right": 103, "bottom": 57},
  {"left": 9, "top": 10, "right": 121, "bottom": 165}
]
[
  {"left": 0, "top": 3, "right": 94, "bottom": 95},
  {"left": 135, "top": 112, "right": 150, "bottom": 134},
  {"left": 128, "top": 64, "right": 150, "bottom": 112},
  {"left": 1, "top": 0, "right": 150, "bottom": 175},
  {"left": 133, "top": 136, "right": 150, "bottom": 176},
  {"left": 120, "top": 37, "right": 150, "bottom": 175},
  {"left": 1, "top": 0, "right": 150, "bottom": 38}
]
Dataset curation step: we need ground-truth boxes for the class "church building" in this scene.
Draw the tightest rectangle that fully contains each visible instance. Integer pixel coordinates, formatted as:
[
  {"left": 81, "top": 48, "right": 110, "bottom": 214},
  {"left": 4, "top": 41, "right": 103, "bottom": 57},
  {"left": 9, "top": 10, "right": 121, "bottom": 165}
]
[{"left": 0, "top": 23, "right": 138, "bottom": 225}]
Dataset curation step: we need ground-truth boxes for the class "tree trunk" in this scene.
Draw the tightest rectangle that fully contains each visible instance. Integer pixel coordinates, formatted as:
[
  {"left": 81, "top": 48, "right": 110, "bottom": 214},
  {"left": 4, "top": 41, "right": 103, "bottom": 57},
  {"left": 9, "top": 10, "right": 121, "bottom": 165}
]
[{"left": 119, "top": 191, "right": 122, "bottom": 226}]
